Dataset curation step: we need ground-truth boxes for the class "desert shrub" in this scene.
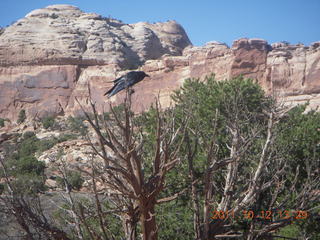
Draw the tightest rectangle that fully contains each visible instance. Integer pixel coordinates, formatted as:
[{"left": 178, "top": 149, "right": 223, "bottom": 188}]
[
  {"left": 2, "top": 131, "right": 46, "bottom": 193},
  {"left": 19, "top": 132, "right": 39, "bottom": 156},
  {"left": 67, "top": 116, "right": 88, "bottom": 136},
  {"left": 37, "top": 138, "right": 57, "bottom": 153},
  {"left": 23, "top": 131, "right": 36, "bottom": 139},
  {"left": 2, "top": 130, "right": 76, "bottom": 193},
  {"left": 67, "top": 171, "right": 84, "bottom": 191},
  {"left": 41, "top": 116, "right": 56, "bottom": 129},
  {"left": 17, "top": 109, "right": 26, "bottom": 124},
  {"left": 11, "top": 174, "right": 47, "bottom": 194},
  {"left": 5, "top": 156, "right": 46, "bottom": 194},
  {"left": 37, "top": 133, "right": 77, "bottom": 153},
  {"left": 0, "top": 118, "right": 5, "bottom": 127},
  {"left": 8, "top": 155, "right": 45, "bottom": 176},
  {"left": 58, "top": 133, "right": 77, "bottom": 142},
  {"left": 56, "top": 171, "right": 84, "bottom": 191},
  {"left": 0, "top": 184, "right": 4, "bottom": 195}
]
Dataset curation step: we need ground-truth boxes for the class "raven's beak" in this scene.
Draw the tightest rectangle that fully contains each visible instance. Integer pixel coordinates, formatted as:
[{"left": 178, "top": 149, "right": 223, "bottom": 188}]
[{"left": 145, "top": 74, "right": 150, "bottom": 78}]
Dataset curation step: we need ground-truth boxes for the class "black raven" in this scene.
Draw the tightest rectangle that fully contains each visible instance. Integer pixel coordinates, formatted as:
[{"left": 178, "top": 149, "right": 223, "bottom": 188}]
[{"left": 104, "top": 71, "right": 149, "bottom": 97}]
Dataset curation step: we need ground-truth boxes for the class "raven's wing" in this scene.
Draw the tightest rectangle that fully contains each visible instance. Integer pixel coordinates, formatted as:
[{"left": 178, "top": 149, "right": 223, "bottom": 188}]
[
  {"left": 104, "top": 74, "right": 127, "bottom": 84},
  {"left": 104, "top": 71, "right": 141, "bottom": 97},
  {"left": 111, "top": 71, "right": 138, "bottom": 84},
  {"left": 113, "top": 75, "right": 126, "bottom": 83},
  {"left": 104, "top": 75, "right": 126, "bottom": 96},
  {"left": 105, "top": 80, "right": 126, "bottom": 97}
]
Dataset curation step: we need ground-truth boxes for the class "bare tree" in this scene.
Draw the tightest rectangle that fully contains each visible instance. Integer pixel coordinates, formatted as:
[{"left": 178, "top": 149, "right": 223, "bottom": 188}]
[
  {"left": 0, "top": 87, "right": 186, "bottom": 240},
  {"left": 75, "top": 89, "right": 186, "bottom": 240}
]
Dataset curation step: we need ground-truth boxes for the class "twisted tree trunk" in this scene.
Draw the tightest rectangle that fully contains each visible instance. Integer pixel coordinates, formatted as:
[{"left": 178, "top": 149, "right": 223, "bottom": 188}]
[{"left": 140, "top": 202, "right": 157, "bottom": 240}]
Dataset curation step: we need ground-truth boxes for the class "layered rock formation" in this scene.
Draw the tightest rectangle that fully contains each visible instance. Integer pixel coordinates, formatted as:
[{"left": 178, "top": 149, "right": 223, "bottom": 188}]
[
  {"left": 0, "top": 4, "right": 191, "bottom": 67},
  {"left": 0, "top": 4, "right": 319, "bottom": 121}
]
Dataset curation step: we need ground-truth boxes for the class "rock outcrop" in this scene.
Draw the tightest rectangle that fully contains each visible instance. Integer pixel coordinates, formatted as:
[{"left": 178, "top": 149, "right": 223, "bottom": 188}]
[
  {"left": 0, "top": 5, "right": 319, "bottom": 121},
  {"left": 0, "top": 5, "right": 191, "bottom": 67}
]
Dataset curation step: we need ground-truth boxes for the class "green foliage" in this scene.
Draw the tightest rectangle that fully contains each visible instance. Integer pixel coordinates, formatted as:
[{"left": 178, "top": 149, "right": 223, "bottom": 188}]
[
  {"left": 23, "top": 131, "right": 35, "bottom": 139},
  {"left": 172, "top": 75, "right": 268, "bottom": 123},
  {"left": 56, "top": 133, "right": 77, "bottom": 142},
  {"left": 3, "top": 131, "right": 46, "bottom": 194},
  {"left": 17, "top": 109, "right": 26, "bottom": 124},
  {"left": 0, "top": 131, "right": 68, "bottom": 193},
  {"left": 10, "top": 174, "right": 47, "bottom": 194},
  {"left": 173, "top": 76, "right": 270, "bottom": 161},
  {"left": 295, "top": 214, "right": 320, "bottom": 239},
  {"left": 56, "top": 171, "right": 84, "bottom": 191},
  {"left": 37, "top": 138, "right": 58, "bottom": 153},
  {"left": 37, "top": 134, "right": 77, "bottom": 153},
  {"left": 0, "top": 118, "right": 5, "bottom": 127},
  {"left": 272, "top": 104, "right": 320, "bottom": 194},
  {"left": 165, "top": 75, "right": 319, "bottom": 238},
  {"left": 65, "top": 171, "right": 84, "bottom": 191},
  {"left": 277, "top": 224, "right": 301, "bottom": 239},
  {"left": 156, "top": 201, "right": 194, "bottom": 240},
  {"left": 276, "top": 105, "right": 320, "bottom": 165},
  {"left": 1, "top": 130, "right": 76, "bottom": 195},
  {"left": 67, "top": 116, "right": 88, "bottom": 136},
  {"left": 6, "top": 132, "right": 46, "bottom": 178},
  {"left": 171, "top": 76, "right": 271, "bottom": 185},
  {"left": 0, "top": 183, "right": 4, "bottom": 195},
  {"left": 18, "top": 132, "right": 39, "bottom": 156},
  {"left": 8, "top": 155, "right": 45, "bottom": 176},
  {"left": 273, "top": 105, "right": 320, "bottom": 237},
  {"left": 41, "top": 116, "right": 56, "bottom": 129},
  {"left": 133, "top": 106, "right": 159, "bottom": 170},
  {"left": 0, "top": 118, "right": 9, "bottom": 127}
]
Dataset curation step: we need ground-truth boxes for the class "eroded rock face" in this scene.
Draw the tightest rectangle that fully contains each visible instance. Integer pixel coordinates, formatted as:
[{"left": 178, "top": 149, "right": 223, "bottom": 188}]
[
  {"left": 0, "top": 5, "right": 319, "bottom": 122},
  {"left": 231, "top": 38, "right": 270, "bottom": 81},
  {"left": 0, "top": 65, "right": 79, "bottom": 120},
  {"left": 0, "top": 4, "right": 191, "bottom": 67},
  {"left": 64, "top": 39, "right": 320, "bottom": 115}
]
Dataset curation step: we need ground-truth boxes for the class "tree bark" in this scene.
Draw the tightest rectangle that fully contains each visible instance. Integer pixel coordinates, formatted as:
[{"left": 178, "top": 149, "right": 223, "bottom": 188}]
[
  {"left": 186, "top": 133, "right": 201, "bottom": 240},
  {"left": 123, "top": 216, "right": 137, "bottom": 240},
  {"left": 140, "top": 204, "right": 157, "bottom": 240},
  {"left": 191, "top": 181, "right": 201, "bottom": 240}
]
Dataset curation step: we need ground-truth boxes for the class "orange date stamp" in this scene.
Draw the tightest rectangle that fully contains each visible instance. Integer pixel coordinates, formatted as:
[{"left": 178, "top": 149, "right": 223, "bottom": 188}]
[{"left": 211, "top": 210, "right": 309, "bottom": 221}]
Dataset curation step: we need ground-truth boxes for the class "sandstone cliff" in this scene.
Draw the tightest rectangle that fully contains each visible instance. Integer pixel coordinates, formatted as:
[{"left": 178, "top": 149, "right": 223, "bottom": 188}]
[
  {"left": 0, "top": 5, "right": 191, "bottom": 67},
  {"left": 0, "top": 5, "right": 319, "bottom": 121}
]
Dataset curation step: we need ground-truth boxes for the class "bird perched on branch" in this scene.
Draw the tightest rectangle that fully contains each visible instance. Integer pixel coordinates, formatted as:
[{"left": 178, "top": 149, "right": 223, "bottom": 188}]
[{"left": 104, "top": 71, "right": 149, "bottom": 97}]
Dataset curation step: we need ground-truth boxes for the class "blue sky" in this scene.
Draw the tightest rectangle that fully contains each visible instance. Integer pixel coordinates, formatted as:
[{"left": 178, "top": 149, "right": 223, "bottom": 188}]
[{"left": 1, "top": 0, "right": 319, "bottom": 47}]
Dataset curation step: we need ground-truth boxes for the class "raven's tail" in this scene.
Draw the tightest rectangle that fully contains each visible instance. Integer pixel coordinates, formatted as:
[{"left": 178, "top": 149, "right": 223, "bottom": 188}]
[{"left": 104, "top": 85, "right": 116, "bottom": 97}]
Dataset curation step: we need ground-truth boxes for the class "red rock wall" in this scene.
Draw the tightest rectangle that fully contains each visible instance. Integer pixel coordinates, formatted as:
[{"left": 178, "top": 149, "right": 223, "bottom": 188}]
[
  {"left": 0, "top": 38, "right": 320, "bottom": 121},
  {"left": 0, "top": 65, "right": 78, "bottom": 120}
]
